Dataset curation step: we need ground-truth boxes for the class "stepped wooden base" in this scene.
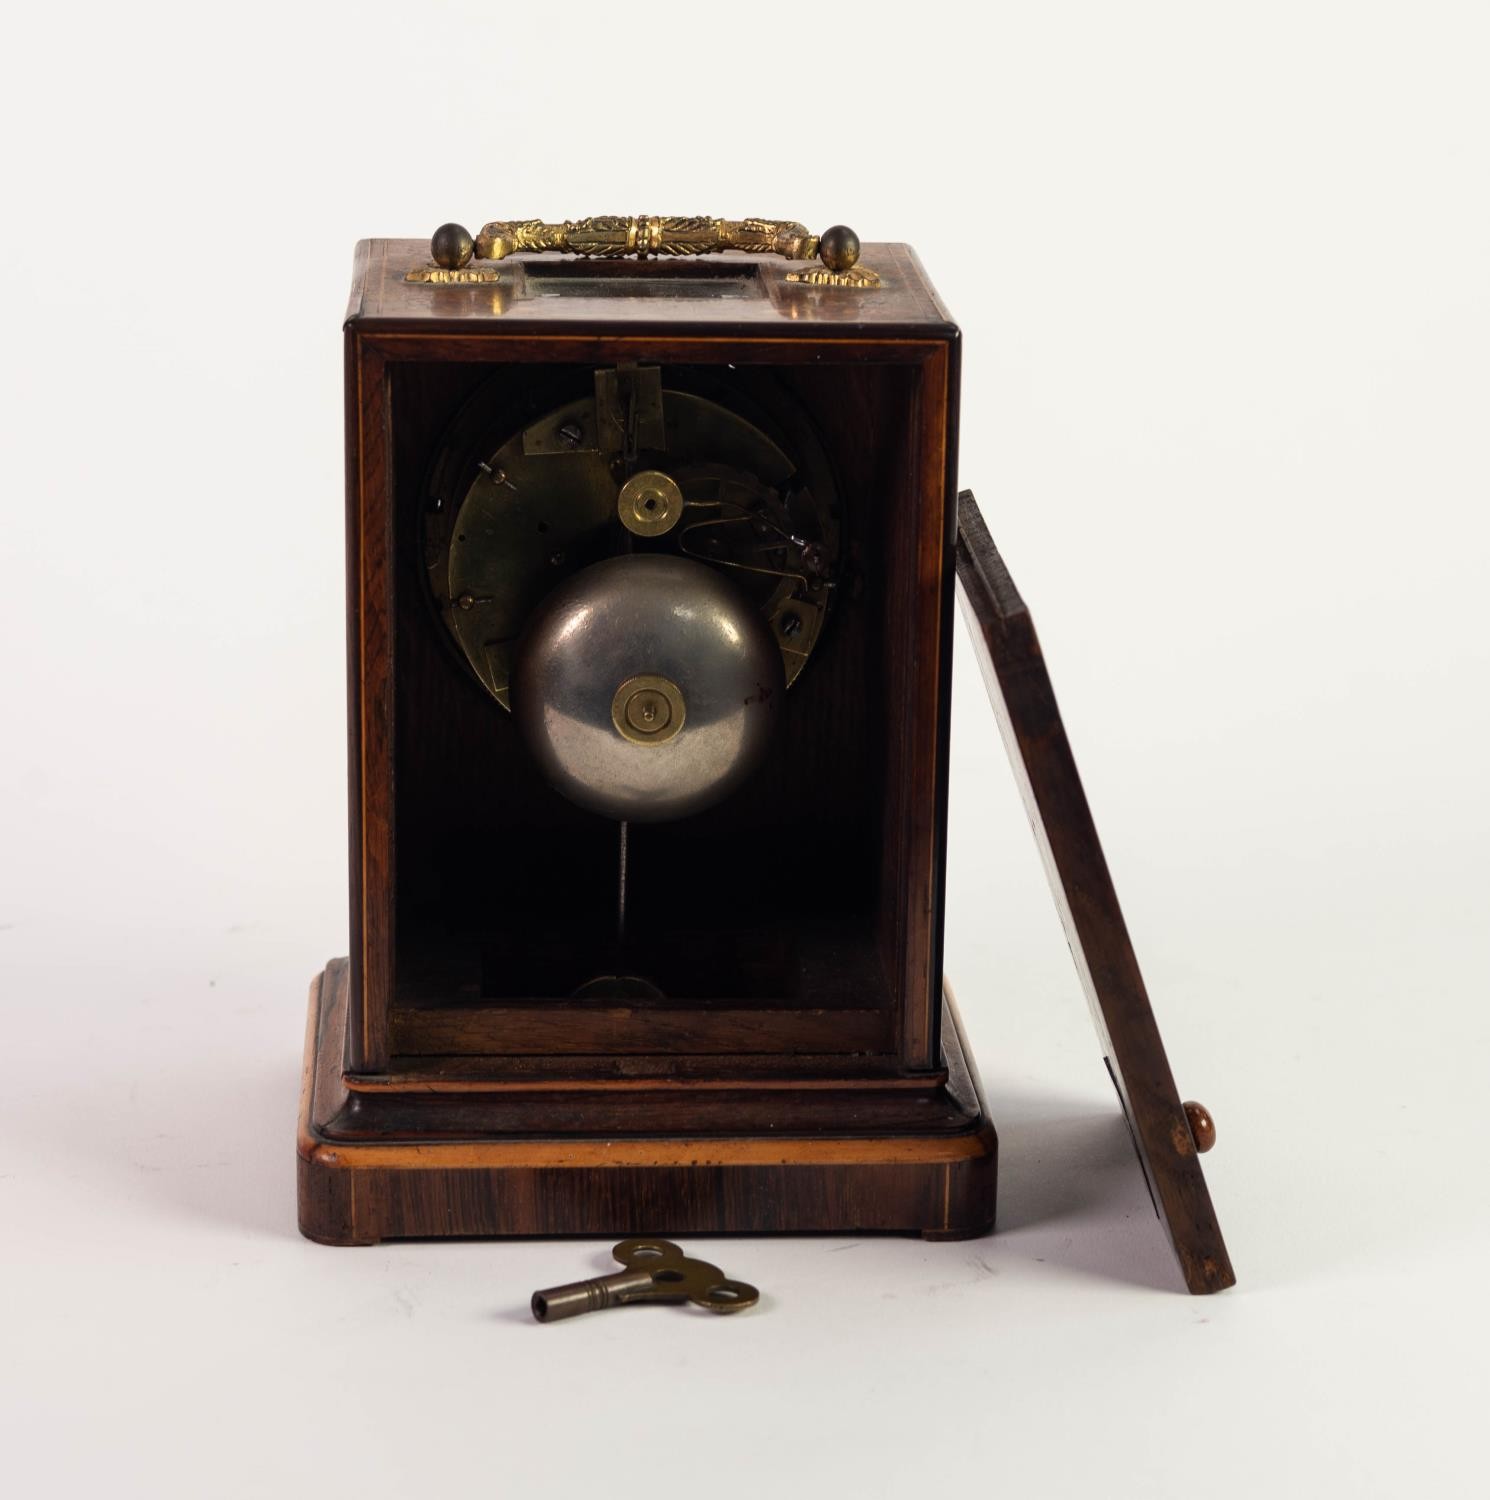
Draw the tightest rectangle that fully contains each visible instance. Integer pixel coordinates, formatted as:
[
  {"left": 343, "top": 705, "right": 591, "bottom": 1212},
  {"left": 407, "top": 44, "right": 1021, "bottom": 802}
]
[{"left": 297, "top": 962, "right": 998, "bottom": 1245}]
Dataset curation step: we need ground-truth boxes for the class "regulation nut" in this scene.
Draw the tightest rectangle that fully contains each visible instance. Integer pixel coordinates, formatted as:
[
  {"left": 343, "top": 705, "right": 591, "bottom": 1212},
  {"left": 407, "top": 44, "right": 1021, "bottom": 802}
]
[{"left": 611, "top": 675, "right": 686, "bottom": 746}]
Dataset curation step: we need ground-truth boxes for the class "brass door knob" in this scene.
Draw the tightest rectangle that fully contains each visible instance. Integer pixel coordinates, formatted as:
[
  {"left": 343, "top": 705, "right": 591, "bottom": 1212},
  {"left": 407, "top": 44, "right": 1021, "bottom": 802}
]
[{"left": 1183, "top": 1101, "right": 1217, "bottom": 1153}]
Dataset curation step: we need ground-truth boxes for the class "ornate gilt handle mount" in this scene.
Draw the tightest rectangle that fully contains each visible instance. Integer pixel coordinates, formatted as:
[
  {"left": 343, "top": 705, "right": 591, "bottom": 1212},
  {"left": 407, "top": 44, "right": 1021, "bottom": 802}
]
[{"left": 418, "top": 217, "right": 878, "bottom": 287}]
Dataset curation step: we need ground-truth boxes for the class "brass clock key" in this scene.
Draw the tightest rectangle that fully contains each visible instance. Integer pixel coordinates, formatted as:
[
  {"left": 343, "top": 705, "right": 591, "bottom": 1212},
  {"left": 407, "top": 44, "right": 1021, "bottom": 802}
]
[{"left": 530, "top": 1239, "right": 759, "bottom": 1322}]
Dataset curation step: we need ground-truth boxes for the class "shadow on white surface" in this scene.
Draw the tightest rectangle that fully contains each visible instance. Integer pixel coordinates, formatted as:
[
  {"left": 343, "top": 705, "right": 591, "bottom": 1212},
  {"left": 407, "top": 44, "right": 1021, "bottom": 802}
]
[
  {"left": 12, "top": 1045, "right": 309, "bottom": 1244},
  {"left": 18, "top": 997, "right": 1194, "bottom": 1298},
  {"left": 146, "top": 1060, "right": 305, "bottom": 1241},
  {"left": 984, "top": 1084, "right": 1189, "bottom": 1293}
]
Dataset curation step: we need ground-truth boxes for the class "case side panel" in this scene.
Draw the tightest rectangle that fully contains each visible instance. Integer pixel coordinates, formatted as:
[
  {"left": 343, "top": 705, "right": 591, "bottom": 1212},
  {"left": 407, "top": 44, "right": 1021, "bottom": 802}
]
[{"left": 346, "top": 334, "right": 395, "bottom": 1070}]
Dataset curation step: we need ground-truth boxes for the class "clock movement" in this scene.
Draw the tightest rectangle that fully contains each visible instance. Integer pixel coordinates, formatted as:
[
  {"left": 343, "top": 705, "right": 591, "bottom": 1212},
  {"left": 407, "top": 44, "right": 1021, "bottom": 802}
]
[{"left": 296, "top": 215, "right": 1233, "bottom": 1293}]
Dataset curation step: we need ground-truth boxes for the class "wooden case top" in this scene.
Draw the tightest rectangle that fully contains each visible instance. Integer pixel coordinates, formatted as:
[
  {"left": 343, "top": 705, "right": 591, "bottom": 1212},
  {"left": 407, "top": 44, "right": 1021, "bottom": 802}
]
[{"left": 345, "top": 239, "right": 958, "bottom": 339}]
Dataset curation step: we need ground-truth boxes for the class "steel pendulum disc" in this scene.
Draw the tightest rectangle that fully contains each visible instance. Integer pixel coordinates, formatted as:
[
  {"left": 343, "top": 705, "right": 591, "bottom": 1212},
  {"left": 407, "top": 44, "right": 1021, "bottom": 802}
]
[{"left": 511, "top": 555, "right": 785, "bottom": 822}]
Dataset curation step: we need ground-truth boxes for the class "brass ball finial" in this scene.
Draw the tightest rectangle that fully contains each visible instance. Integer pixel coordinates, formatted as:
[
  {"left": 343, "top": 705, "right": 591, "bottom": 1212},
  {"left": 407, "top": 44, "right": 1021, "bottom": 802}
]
[
  {"left": 818, "top": 225, "right": 861, "bottom": 273},
  {"left": 431, "top": 222, "right": 474, "bottom": 270}
]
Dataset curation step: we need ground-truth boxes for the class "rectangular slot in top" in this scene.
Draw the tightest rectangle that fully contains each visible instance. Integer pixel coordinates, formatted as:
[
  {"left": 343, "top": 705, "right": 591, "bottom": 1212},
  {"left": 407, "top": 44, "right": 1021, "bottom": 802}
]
[{"left": 519, "top": 258, "right": 765, "bottom": 299}]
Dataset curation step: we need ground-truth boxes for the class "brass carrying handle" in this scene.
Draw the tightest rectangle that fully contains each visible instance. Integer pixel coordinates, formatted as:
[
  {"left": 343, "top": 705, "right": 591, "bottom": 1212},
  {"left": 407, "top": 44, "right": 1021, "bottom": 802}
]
[{"left": 426, "top": 216, "right": 867, "bottom": 278}]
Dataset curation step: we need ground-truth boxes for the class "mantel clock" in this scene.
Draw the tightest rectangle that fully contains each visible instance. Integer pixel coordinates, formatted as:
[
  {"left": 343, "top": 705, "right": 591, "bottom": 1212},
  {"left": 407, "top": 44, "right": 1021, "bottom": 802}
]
[{"left": 296, "top": 215, "right": 1233, "bottom": 1294}]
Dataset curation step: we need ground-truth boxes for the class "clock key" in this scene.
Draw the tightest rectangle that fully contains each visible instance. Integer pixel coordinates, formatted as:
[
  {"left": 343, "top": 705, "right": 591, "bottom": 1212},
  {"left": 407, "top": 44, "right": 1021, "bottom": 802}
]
[{"left": 530, "top": 1237, "right": 759, "bottom": 1322}]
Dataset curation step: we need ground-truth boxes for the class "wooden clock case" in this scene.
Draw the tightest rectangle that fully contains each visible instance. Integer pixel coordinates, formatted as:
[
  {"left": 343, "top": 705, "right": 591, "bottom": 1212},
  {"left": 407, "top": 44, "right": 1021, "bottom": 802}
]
[{"left": 297, "top": 237, "right": 1232, "bottom": 1293}]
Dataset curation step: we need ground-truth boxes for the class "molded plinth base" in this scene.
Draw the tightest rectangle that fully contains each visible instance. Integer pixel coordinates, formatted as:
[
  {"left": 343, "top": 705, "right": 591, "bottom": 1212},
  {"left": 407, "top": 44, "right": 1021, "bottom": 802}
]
[{"left": 297, "top": 961, "right": 998, "bottom": 1245}]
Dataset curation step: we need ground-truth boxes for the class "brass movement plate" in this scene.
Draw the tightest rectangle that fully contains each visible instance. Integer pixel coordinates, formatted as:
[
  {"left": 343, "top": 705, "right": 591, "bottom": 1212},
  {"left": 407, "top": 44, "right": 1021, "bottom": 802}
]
[{"left": 423, "top": 375, "right": 841, "bottom": 709}]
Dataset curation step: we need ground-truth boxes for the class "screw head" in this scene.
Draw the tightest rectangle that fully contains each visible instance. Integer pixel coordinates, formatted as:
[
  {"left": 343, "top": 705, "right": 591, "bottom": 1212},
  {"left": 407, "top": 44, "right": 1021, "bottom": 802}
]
[
  {"left": 818, "top": 225, "right": 861, "bottom": 273},
  {"left": 431, "top": 222, "right": 474, "bottom": 270}
]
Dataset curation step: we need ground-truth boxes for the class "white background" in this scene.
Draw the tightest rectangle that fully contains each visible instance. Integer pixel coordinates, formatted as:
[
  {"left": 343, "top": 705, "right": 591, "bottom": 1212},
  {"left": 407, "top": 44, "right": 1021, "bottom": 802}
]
[{"left": 3, "top": 2, "right": 1487, "bottom": 1495}]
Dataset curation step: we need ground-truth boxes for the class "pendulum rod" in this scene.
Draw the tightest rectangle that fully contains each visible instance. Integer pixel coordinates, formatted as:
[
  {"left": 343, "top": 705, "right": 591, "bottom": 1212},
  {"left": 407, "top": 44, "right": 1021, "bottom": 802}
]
[{"left": 617, "top": 820, "right": 629, "bottom": 944}]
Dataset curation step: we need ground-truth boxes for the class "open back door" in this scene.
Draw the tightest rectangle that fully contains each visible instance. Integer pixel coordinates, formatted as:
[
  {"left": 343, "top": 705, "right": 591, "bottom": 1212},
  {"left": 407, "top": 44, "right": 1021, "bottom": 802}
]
[{"left": 955, "top": 491, "right": 1234, "bottom": 1294}]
